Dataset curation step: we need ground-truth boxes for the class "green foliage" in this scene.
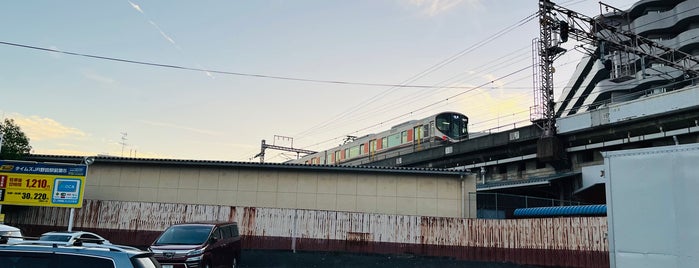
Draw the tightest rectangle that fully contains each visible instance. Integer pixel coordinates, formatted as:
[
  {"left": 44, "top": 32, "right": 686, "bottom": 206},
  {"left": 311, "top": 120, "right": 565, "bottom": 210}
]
[{"left": 1, "top": 118, "right": 32, "bottom": 160}]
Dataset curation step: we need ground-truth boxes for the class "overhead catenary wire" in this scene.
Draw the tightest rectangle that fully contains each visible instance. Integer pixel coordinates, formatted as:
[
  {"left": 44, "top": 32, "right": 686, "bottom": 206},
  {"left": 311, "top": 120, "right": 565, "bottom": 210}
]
[
  {"left": 9, "top": 2, "right": 652, "bottom": 161},
  {"left": 293, "top": 42, "right": 538, "bottom": 146},
  {"left": 296, "top": 46, "right": 535, "bottom": 143},
  {"left": 296, "top": 65, "right": 533, "bottom": 150},
  {"left": 296, "top": 0, "right": 661, "bottom": 153},
  {"left": 238, "top": 11, "right": 541, "bottom": 160},
  {"left": 0, "top": 41, "right": 486, "bottom": 90},
  {"left": 0, "top": 38, "right": 540, "bottom": 162},
  {"left": 289, "top": 12, "right": 540, "bottom": 140},
  {"left": 300, "top": 54, "right": 579, "bottom": 151}
]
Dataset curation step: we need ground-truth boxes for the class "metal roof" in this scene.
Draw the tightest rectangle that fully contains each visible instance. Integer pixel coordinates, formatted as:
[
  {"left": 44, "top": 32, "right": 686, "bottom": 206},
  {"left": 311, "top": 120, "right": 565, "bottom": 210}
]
[{"left": 23, "top": 154, "right": 466, "bottom": 176}]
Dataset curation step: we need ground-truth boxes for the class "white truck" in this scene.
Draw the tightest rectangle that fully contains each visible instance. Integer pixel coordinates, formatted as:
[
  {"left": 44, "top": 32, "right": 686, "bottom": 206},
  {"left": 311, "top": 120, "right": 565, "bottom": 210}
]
[{"left": 604, "top": 143, "right": 699, "bottom": 268}]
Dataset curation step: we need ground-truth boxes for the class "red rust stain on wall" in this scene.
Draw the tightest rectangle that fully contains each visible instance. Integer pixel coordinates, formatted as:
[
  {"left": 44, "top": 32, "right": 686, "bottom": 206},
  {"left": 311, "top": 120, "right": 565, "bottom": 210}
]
[
  {"left": 242, "top": 207, "right": 257, "bottom": 236},
  {"left": 3, "top": 200, "right": 609, "bottom": 267},
  {"left": 229, "top": 206, "right": 237, "bottom": 222}
]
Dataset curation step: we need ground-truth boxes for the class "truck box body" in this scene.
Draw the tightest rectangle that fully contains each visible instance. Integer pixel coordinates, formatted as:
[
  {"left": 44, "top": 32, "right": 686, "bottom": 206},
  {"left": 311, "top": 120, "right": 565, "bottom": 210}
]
[{"left": 604, "top": 143, "right": 699, "bottom": 268}]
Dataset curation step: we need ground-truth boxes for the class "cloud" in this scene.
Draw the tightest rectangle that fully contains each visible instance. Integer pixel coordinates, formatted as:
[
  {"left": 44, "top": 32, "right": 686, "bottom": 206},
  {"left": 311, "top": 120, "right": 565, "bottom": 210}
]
[
  {"left": 148, "top": 20, "right": 178, "bottom": 47},
  {"left": 458, "top": 89, "right": 531, "bottom": 130},
  {"left": 127, "top": 0, "right": 180, "bottom": 47},
  {"left": 128, "top": 0, "right": 144, "bottom": 13},
  {"left": 139, "top": 120, "right": 222, "bottom": 136},
  {"left": 10, "top": 114, "right": 88, "bottom": 142},
  {"left": 407, "top": 0, "right": 480, "bottom": 16}
]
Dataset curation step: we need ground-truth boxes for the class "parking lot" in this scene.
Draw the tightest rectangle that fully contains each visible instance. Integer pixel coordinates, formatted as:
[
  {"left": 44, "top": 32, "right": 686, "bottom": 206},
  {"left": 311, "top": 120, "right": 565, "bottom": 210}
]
[{"left": 239, "top": 250, "right": 538, "bottom": 268}]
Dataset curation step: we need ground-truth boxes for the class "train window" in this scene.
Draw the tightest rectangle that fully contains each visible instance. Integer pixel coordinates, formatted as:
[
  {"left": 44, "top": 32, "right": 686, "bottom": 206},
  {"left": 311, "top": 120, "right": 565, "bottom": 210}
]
[
  {"left": 401, "top": 131, "right": 408, "bottom": 143},
  {"left": 369, "top": 140, "right": 376, "bottom": 153},
  {"left": 349, "top": 146, "right": 360, "bottom": 158},
  {"left": 359, "top": 144, "right": 365, "bottom": 155},
  {"left": 413, "top": 126, "right": 422, "bottom": 141},
  {"left": 381, "top": 137, "right": 387, "bottom": 149},
  {"left": 387, "top": 133, "right": 401, "bottom": 148},
  {"left": 435, "top": 113, "right": 467, "bottom": 139},
  {"left": 344, "top": 149, "right": 349, "bottom": 159},
  {"left": 335, "top": 151, "right": 341, "bottom": 163}
]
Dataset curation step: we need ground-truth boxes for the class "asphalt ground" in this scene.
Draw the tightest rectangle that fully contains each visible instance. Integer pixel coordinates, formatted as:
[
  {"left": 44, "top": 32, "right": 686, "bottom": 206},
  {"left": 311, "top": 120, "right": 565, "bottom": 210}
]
[{"left": 239, "top": 250, "right": 540, "bottom": 268}]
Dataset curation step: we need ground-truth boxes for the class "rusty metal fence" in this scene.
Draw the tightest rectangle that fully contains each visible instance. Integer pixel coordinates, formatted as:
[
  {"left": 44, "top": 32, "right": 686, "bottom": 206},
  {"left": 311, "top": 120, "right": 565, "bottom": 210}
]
[{"left": 3, "top": 199, "right": 608, "bottom": 267}]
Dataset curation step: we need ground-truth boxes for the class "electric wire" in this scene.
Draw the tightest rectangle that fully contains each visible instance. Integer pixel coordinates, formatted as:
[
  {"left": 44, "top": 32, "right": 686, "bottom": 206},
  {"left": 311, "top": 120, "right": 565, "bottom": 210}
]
[
  {"left": 308, "top": 1, "right": 698, "bottom": 156},
  {"left": 296, "top": 65, "right": 533, "bottom": 150},
  {"left": 301, "top": 47, "right": 535, "bottom": 141},
  {"left": 289, "top": 12, "right": 540, "bottom": 140},
  {"left": 0, "top": 41, "right": 488, "bottom": 90}
]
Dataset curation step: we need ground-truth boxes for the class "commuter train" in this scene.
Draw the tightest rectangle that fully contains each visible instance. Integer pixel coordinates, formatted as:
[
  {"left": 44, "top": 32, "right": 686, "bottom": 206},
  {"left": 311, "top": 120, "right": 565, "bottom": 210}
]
[{"left": 289, "top": 111, "right": 469, "bottom": 165}]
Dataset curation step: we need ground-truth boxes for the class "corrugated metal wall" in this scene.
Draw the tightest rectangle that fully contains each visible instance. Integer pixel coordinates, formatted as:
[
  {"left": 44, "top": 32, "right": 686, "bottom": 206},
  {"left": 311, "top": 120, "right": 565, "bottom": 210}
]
[{"left": 4, "top": 199, "right": 608, "bottom": 267}]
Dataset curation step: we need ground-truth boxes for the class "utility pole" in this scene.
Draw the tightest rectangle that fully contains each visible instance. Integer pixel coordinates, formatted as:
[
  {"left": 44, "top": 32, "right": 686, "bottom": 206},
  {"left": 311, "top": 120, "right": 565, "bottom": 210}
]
[
  {"left": 119, "top": 132, "right": 128, "bottom": 157},
  {"left": 532, "top": 0, "right": 698, "bottom": 163},
  {"left": 533, "top": 0, "right": 567, "bottom": 162},
  {"left": 253, "top": 136, "right": 316, "bottom": 163}
]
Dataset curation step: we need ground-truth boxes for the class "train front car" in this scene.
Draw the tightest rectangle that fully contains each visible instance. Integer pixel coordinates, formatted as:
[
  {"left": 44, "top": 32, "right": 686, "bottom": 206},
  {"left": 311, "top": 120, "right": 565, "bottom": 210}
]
[{"left": 433, "top": 112, "right": 469, "bottom": 142}]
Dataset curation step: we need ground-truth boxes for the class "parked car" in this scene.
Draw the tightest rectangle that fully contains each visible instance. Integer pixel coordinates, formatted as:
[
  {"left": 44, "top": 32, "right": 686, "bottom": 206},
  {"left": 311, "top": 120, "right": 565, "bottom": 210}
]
[
  {"left": 39, "top": 231, "right": 111, "bottom": 245},
  {"left": 0, "top": 224, "right": 23, "bottom": 244},
  {"left": 149, "top": 222, "right": 241, "bottom": 268},
  {"left": 0, "top": 240, "right": 161, "bottom": 268}
]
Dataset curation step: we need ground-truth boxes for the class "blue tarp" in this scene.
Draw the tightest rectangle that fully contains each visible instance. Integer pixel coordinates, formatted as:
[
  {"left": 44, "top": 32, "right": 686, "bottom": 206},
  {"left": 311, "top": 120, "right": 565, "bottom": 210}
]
[{"left": 513, "top": 204, "right": 606, "bottom": 217}]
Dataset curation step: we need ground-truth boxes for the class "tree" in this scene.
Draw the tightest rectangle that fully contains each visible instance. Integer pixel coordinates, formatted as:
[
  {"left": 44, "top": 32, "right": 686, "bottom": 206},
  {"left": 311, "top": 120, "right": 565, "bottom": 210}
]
[{"left": 0, "top": 118, "right": 32, "bottom": 160}]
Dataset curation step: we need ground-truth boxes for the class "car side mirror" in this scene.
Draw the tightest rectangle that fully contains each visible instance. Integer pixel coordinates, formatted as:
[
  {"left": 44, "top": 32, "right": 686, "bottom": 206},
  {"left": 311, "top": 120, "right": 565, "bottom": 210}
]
[{"left": 209, "top": 236, "right": 218, "bottom": 243}]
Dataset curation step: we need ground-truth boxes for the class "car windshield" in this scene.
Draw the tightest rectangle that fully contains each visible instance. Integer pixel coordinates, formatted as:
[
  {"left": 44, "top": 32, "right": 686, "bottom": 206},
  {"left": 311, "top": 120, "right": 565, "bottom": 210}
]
[
  {"left": 153, "top": 225, "right": 212, "bottom": 245},
  {"left": 39, "top": 235, "right": 72, "bottom": 242}
]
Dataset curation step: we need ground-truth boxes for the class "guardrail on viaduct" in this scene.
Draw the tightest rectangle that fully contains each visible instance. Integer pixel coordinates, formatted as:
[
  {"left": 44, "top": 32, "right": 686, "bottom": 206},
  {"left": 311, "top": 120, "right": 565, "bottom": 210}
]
[{"left": 5, "top": 199, "right": 608, "bottom": 268}]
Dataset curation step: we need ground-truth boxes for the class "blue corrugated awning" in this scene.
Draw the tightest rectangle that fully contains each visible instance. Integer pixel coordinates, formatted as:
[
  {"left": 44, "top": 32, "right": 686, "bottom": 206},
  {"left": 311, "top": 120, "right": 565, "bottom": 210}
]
[{"left": 513, "top": 204, "right": 606, "bottom": 217}]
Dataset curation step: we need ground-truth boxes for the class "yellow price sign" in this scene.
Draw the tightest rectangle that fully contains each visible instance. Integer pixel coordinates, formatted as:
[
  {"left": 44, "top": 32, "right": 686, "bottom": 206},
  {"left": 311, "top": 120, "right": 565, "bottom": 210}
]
[{"left": 0, "top": 161, "right": 86, "bottom": 208}]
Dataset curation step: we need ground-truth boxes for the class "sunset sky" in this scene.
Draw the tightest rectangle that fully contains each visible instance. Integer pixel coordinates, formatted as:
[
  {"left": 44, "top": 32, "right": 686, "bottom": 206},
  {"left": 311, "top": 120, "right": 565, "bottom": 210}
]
[{"left": 0, "top": 0, "right": 636, "bottom": 162}]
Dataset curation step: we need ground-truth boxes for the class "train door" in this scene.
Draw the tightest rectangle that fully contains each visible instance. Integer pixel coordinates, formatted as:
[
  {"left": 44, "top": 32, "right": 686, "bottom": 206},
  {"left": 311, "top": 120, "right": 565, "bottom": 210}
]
[
  {"left": 369, "top": 139, "right": 377, "bottom": 159},
  {"left": 413, "top": 125, "right": 423, "bottom": 150}
]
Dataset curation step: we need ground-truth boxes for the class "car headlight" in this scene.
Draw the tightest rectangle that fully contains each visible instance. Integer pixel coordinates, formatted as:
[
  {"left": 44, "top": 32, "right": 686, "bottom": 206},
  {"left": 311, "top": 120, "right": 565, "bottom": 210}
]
[
  {"left": 186, "top": 255, "right": 203, "bottom": 262},
  {"left": 186, "top": 249, "right": 203, "bottom": 256}
]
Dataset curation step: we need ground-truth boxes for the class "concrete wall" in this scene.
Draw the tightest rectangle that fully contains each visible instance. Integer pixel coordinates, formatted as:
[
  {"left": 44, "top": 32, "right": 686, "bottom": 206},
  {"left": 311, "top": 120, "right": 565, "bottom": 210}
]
[{"left": 83, "top": 164, "right": 473, "bottom": 218}]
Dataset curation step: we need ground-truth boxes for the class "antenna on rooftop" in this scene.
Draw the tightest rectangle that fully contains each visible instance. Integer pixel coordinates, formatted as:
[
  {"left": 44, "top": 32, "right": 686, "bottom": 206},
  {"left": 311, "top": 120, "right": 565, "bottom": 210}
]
[{"left": 119, "top": 132, "right": 128, "bottom": 157}]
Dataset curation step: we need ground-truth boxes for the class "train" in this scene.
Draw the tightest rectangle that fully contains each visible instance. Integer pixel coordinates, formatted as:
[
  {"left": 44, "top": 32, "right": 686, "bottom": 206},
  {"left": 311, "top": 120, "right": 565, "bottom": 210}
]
[{"left": 288, "top": 111, "right": 469, "bottom": 165}]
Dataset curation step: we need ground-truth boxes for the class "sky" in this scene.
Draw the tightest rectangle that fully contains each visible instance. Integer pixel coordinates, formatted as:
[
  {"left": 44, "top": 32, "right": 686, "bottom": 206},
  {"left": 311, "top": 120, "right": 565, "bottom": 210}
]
[{"left": 0, "top": 0, "right": 637, "bottom": 162}]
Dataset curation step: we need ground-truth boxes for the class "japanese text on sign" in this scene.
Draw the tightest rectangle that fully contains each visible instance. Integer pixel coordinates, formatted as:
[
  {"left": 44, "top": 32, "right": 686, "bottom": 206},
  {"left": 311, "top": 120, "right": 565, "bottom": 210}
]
[{"left": 0, "top": 161, "right": 86, "bottom": 208}]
